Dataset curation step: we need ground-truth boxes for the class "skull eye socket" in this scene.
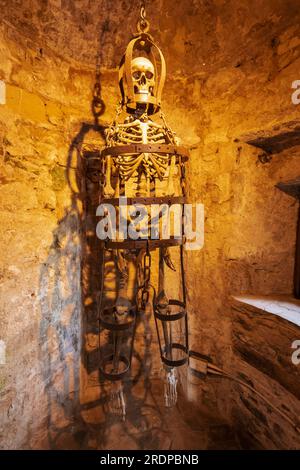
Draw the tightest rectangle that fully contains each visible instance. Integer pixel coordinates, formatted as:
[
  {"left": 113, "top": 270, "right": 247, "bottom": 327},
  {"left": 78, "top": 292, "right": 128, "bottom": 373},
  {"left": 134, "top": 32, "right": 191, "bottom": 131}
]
[
  {"left": 133, "top": 71, "right": 142, "bottom": 80},
  {"left": 145, "top": 71, "right": 154, "bottom": 79}
]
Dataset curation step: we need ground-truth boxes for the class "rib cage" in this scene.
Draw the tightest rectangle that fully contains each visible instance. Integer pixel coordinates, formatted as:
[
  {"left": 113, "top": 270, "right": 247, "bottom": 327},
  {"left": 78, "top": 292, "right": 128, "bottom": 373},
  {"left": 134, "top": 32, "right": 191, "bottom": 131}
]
[{"left": 108, "top": 119, "right": 170, "bottom": 180}]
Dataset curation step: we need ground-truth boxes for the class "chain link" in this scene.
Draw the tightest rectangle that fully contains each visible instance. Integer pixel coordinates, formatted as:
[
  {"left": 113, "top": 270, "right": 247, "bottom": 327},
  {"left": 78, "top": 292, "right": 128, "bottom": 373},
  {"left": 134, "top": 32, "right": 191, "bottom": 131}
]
[
  {"left": 137, "top": 0, "right": 150, "bottom": 33},
  {"left": 159, "top": 110, "right": 177, "bottom": 145},
  {"left": 140, "top": 3, "right": 146, "bottom": 20},
  {"left": 99, "top": 156, "right": 106, "bottom": 190},
  {"left": 179, "top": 156, "right": 186, "bottom": 197},
  {"left": 140, "top": 243, "right": 151, "bottom": 310}
]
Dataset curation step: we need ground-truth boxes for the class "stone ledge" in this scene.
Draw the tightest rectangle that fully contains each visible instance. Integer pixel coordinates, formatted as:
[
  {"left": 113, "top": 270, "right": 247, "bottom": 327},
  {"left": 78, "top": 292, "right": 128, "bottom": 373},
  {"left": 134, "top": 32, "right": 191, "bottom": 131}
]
[
  {"left": 232, "top": 295, "right": 300, "bottom": 327},
  {"left": 276, "top": 178, "right": 300, "bottom": 199},
  {"left": 238, "top": 120, "right": 300, "bottom": 154}
]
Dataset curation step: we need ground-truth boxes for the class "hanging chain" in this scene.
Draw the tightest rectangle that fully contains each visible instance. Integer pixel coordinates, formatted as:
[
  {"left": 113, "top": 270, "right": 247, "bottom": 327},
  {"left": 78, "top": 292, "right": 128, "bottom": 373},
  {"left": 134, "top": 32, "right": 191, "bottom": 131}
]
[
  {"left": 179, "top": 156, "right": 186, "bottom": 197},
  {"left": 159, "top": 109, "right": 186, "bottom": 195},
  {"left": 99, "top": 154, "right": 106, "bottom": 191},
  {"left": 140, "top": 242, "right": 152, "bottom": 310},
  {"left": 137, "top": 0, "right": 150, "bottom": 33},
  {"left": 140, "top": 0, "right": 146, "bottom": 19},
  {"left": 160, "top": 110, "right": 177, "bottom": 145},
  {"left": 114, "top": 100, "right": 123, "bottom": 123},
  {"left": 105, "top": 100, "right": 122, "bottom": 145}
]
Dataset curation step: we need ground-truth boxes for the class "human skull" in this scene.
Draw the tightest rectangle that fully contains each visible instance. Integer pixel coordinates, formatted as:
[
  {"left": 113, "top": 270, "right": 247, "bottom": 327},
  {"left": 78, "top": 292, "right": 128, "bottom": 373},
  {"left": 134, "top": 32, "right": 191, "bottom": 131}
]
[{"left": 131, "top": 57, "right": 155, "bottom": 103}]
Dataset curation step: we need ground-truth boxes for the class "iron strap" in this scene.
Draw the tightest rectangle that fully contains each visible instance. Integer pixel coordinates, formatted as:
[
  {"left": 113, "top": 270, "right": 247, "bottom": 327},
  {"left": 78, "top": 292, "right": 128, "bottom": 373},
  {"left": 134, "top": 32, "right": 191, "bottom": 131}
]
[
  {"left": 154, "top": 299, "right": 186, "bottom": 322},
  {"left": 101, "top": 143, "right": 190, "bottom": 160},
  {"left": 161, "top": 343, "right": 189, "bottom": 367},
  {"left": 103, "top": 237, "right": 185, "bottom": 250},
  {"left": 99, "top": 306, "right": 136, "bottom": 331},
  {"left": 99, "top": 354, "right": 130, "bottom": 381},
  {"left": 101, "top": 195, "right": 186, "bottom": 206},
  {"left": 141, "top": 241, "right": 151, "bottom": 309}
]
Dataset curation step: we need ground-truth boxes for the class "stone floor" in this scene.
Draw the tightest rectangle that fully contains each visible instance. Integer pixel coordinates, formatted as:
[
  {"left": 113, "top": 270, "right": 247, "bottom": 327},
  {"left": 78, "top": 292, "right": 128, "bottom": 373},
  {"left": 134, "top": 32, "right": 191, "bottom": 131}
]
[{"left": 49, "top": 378, "right": 240, "bottom": 450}]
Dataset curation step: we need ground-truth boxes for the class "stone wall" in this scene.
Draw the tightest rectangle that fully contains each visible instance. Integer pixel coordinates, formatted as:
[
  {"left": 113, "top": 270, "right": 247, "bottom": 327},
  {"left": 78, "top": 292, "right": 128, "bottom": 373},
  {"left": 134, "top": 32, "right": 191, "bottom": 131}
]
[
  {"left": 0, "top": 2, "right": 97, "bottom": 448},
  {"left": 0, "top": 0, "right": 300, "bottom": 449}
]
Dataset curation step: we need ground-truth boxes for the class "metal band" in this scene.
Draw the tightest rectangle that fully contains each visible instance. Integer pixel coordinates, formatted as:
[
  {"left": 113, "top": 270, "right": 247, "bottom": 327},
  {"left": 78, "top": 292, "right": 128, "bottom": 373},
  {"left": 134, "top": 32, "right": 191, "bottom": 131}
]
[
  {"left": 120, "top": 33, "right": 166, "bottom": 113},
  {"left": 101, "top": 196, "right": 186, "bottom": 206},
  {"left": 132, "top": 94, "right": 157, "bottom": 105},
  {"left": 101, "top": 143, "right": 190, "bottom": 160},
  {"left": 99, "top": 354, "right": 130, "bottom": 381},
  {"left": 161, "top": 343, "right": 189, "bottom": 367},
  {"left": 104, "top": 237, "right": 185, "bottom": 250},
  {"left": 99, "top": 306, "right": 136, "bottom": 331},
  {"left": 154, "top": 299, "right": 186, "bottom": 322},
  {"left": 118, "top": 57, "right": 125, "bottom": 105},
  {"left": 124, "top": 36, "right": 140, "bottom": 103},
  {"left": 155, "top": 38, "right": 166, "bottom": 106}
]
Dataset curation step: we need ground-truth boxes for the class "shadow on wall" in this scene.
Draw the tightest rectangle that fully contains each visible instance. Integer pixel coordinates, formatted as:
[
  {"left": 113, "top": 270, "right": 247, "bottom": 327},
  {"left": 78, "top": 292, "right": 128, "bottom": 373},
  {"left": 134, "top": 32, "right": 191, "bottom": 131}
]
[
  {"left": 38, "top": 104, "right": 104, "bottom": 448},
  {"left": 37, "top": 65, "right": 166, "bottom": 450}
]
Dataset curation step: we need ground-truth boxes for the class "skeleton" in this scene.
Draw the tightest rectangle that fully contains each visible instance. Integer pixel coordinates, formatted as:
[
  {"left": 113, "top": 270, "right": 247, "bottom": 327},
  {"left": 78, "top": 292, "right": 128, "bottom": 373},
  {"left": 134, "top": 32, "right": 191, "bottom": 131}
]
[
  {"left": 104, "top": 56, "right": 178, "bottom": 313},
  {"left": 98, "top": 21, "right": 189, "bottom": 417},
  {"left": 108, "top": 118, "right": 170, "bottom": 180},
  {"left": 103, "top": 57, "right": 177, "bottom": 197}
]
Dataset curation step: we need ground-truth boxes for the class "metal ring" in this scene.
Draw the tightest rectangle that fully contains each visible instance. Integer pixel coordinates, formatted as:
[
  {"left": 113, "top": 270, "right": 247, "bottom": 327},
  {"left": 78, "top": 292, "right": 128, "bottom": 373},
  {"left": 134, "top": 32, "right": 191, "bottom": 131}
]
[
  {"left": 137, "top": 18, "right": 150, "bottom": 33},
  {"left": 161, "top": 343, "right": 188, "bottom": 367},
  {"left": 154, "top": 299, "right": 186, "bottom": 322},
  {"left": 99, "top": 354, "right": 130, "bottom": 381},
  {"left": 100, "top": 306, "right": 136, "bottom": 331}
]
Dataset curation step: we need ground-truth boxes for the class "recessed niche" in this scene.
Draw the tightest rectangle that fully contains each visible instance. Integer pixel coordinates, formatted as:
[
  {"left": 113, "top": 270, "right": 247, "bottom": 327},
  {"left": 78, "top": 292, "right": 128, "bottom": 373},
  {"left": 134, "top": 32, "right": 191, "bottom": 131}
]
[
  {"left": 276, "top": 178, "right": 300, "bottom": 299},
  {"left": 238, "top": 120, "right": 300, "bottom": 154}
]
